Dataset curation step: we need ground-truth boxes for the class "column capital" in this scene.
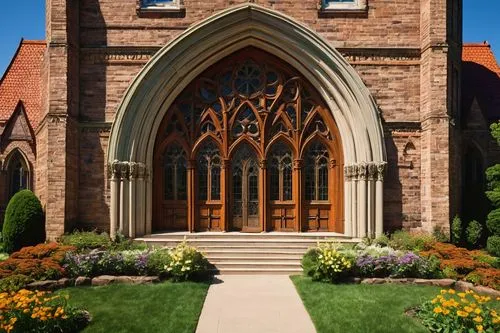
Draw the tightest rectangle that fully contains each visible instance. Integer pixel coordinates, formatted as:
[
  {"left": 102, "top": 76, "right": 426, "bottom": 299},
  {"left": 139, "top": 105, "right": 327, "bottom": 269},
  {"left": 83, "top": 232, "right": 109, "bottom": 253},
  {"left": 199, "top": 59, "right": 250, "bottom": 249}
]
[
  {"left": 376, "top": 162, "right": 387, "bottom": 182},
  {"left": 367, "top": 163, "right": 378, "bottom": 181},
  {"left": 293, "top": 159, "right": 303, "bottom": 170}
]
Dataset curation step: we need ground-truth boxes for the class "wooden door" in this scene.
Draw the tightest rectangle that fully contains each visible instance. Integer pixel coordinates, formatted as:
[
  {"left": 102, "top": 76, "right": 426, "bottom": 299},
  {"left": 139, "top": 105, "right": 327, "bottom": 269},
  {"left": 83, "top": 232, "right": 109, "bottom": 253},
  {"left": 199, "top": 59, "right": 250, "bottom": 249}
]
[{"left": 231, "top": 145, "right": 260, "bottom": 232}]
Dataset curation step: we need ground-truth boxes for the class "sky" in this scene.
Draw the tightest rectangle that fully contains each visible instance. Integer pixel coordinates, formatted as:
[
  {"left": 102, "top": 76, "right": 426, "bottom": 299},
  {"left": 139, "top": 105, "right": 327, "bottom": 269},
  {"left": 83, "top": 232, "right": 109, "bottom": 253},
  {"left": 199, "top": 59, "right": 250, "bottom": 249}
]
[{"left": 0, "top": 0, "right": 499, "bottom": 78}]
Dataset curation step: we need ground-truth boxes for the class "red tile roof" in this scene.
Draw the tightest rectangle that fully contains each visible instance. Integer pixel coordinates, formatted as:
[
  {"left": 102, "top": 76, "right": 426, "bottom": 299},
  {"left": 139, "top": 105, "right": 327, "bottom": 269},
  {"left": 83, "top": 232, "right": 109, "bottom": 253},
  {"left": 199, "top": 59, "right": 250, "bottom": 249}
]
[
  {"left": 463, "top": 42, "right": 500, "bottom": 75},
  {"left": 462, "top": 42, "right": 500, "bottom": 121},
  {"left": 0, "top": 39, "right": 45, "bottom": 130}
]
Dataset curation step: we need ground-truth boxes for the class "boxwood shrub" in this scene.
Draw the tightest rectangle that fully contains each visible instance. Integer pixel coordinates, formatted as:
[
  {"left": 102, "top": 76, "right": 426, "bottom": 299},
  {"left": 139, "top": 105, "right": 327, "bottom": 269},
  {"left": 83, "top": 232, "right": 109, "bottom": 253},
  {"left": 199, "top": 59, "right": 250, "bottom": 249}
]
[{"left": 2, "top": 190, "right": 45, "bottom": 254}]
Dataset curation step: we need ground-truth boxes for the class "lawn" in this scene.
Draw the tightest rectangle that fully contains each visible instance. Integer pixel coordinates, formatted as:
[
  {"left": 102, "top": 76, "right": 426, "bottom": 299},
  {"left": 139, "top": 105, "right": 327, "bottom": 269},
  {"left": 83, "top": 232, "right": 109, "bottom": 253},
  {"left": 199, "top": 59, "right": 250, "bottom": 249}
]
[
  {"left": 292, "top": 276, "right": 441, "bottom": 333},
  {"left": 58, "top": 281, "right": 210, "bottom": 333}
]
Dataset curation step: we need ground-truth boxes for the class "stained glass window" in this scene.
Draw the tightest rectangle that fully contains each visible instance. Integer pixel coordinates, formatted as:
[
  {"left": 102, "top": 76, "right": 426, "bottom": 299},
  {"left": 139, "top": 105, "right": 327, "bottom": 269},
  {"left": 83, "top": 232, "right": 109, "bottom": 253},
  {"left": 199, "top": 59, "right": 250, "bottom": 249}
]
[
  {"left": 163, "top": 144, "right": 187, "bottom": 200},
  {"left": 197, "top": 142, "right": 221, "bottom": 201},
  {"left": 305, "top": 142, "right": 329, "bottom": 201},
  {"left": 269, "top": 143, "right": 293, "bottom": 201}
]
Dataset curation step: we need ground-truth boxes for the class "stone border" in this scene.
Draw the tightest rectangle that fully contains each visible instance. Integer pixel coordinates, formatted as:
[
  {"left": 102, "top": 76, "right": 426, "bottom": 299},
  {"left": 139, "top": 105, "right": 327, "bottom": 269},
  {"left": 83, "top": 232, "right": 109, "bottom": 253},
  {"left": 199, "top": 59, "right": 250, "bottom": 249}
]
[
  {"left": 356, "top": 278, "right": 500, "bottom": 298},
  {"left": 25, "top": 276, "right": 160, "bottom": 291}
]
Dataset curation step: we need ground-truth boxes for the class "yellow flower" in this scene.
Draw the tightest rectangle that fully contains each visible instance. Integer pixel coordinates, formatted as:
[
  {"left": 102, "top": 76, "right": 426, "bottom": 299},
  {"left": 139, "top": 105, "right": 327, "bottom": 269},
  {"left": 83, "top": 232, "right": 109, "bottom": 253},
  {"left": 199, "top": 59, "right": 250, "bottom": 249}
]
[
  {"left": 442, "top": 309, "right": 450, "bottom": 315},
  {"left": 457, "top": 292, "right": 466, "bottom": 298},
  {"left": 464, "top": 306, "right": 474, "bottom": 313},
  {"left": 473, "top": 316, "right": 483, "bottom": 323},
  {"left": 440, "top": 290, "right": 447, "bottom": 294},
  {"left": 433, "top": 307, "right": 443, "bottom": 314},
  {"left": 448, "top": 289, "right": 455, "bottom": 294},
  {"left": 476, "top": 325, "right": 484, "bottom": 332},
  {"left": 474, "top": 308, "right": 481, "bottom": 315},
  {"left": 457, "top": 310, "right": 469, "bottom": 317}
]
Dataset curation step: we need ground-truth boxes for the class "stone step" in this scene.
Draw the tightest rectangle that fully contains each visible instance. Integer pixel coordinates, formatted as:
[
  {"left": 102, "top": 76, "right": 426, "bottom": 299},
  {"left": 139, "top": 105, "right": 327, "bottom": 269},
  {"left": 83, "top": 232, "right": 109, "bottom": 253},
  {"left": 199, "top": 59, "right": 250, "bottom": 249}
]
[
  {"left": 208, "top": 256, "right": 302, "bottom": 262},
  {"left": 203, "top": 250, "right": 305, "bottom": 257},
  {"left": 212, "top": 261, "right": 301, "bottom": 269},
  {"left": 210, "top": 268, "right": 303, "bottom": 275},
  {"left": 140, "top": 232, "right": 355, "bottom": 241}
]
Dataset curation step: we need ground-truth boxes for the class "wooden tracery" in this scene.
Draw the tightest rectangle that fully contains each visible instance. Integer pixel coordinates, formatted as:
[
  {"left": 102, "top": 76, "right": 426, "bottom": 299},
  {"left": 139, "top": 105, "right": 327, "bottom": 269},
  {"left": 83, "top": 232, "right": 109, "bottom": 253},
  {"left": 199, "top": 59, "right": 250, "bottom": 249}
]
[{"left": 153, "top": 47, "right": 343, "bottom": 232}]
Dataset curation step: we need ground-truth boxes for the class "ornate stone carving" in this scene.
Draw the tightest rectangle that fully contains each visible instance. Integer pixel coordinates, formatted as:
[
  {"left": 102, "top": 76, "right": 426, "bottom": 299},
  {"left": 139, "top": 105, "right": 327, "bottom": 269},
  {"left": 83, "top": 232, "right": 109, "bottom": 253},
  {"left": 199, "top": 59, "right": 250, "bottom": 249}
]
[
  {"left": 367, "top": 163, "right": 378, "bottom": 181},
  {"left": 258, "top": 159, "right": 267, "bottom": 169},
  {"left": 109, "top": 160, "right": 121, "bottom": 180},
  {"left": 119, "top": 162, "right": 129, "bottom": 180},
  {"left": 137, "top": 163, "right": 147, "bottom": 179},
  {"left": 376, "top": 162, "right": 388, "bottom": 182},
  {"left": 358, "top": 162, "right": 367, "bottom": 181},
  {"left": 129, "top": 162, "right": 138, "bottom": 179}
]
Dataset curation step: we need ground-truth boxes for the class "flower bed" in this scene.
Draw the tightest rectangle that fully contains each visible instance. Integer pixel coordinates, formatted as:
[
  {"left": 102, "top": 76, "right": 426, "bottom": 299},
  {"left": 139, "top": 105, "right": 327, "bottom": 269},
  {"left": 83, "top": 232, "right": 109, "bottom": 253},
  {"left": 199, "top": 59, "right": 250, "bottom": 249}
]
[
  {"left": 417, "top": 289, "right": 500, "bottom": 332},
  {"left": 0, "top": 289, "right": 89, "bottom": 333}
]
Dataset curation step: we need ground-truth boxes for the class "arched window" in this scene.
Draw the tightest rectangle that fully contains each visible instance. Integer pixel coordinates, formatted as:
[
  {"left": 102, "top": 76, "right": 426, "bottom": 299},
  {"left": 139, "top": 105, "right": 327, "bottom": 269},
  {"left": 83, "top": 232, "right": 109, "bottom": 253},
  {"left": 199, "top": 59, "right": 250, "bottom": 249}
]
[
  {"left": 7, "top": 150, "right": 30, "bottom": 199},
  {"left": 305, "top": 141, "right": 329, "bottom": 201},
  {"left": 197, "top": 142, "right": 222, "bottom": 201},
  {"left": 269, "top": 143, "right": 293, "bottom": 201},
  {"left": 163, "top": 144, "right": 187, "bottom": 200}
]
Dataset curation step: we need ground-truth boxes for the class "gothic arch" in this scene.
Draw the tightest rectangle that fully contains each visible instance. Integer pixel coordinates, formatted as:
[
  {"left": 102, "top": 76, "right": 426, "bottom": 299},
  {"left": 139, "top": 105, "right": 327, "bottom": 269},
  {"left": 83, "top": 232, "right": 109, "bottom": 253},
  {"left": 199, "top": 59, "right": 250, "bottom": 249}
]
[{"left": 108, "top": 3, "right": 387, "bottom": 238}]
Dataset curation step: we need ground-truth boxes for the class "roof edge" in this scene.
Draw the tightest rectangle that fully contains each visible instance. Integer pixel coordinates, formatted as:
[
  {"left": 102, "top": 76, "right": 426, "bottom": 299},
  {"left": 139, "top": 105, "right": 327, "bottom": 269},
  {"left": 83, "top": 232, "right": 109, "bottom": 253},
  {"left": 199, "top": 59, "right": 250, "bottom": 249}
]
[{"left": 0, "top": 38, "right": 25, "bottom": 86}]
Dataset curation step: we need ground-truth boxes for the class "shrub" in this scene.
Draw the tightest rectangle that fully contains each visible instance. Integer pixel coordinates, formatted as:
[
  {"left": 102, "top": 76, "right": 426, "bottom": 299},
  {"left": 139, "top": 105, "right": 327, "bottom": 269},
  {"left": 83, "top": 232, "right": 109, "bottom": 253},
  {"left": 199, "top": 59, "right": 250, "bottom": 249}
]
[
  {"left": 0, "top": 243, "right": 74, "bottom": 281},
  {"left": 58, "top": 231, "right": 111, "bottom": 250},
  {"left": 2, "top": 190, "right": 45, "bottom": 254},
  {"left": 373, "top": 233, "right": 390, "bottom": 247},
  {"left": 417, "top": 289, "right": 500, "bottom": 333},
  {"left": 486, "top": 209, "right": 500, "bottom": 236},
  {"left": 466, "top": 220, "right": 483, "bottom": 248},
  {"left": 302, "top": 242, "right": 353, "bottom": 282},
  {"left": 146, "top": 248, "right": 171, "bottom": 277},
  {"left": 432, "top": 226, "right": 449, "bottom": 243},
  {"left": 301, "top": 248, "right": 320, "bottom": 278},
  {"left": 164, "top": 241, "right": 209, "bottom": 281},
  {"left": 387, "top": 230, "right": 436, "bottom": 252},
  {"left": 0, "top": 274, "right": 33, "bottom": 292},
  {"left": 451, "top": 215, "right": 463, "bottom": 246},
  {"left": 0, "top": 289, "right": 90, "bottom": 333},
  {"left": 487, "top": 235, "right": 500, "bottom": 257}
]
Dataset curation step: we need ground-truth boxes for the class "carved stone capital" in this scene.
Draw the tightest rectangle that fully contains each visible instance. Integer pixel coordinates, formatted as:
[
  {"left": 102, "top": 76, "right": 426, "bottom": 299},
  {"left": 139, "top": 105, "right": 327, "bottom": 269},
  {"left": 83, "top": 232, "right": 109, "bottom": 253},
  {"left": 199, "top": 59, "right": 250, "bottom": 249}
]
[
  {"left": 358, "top": 162, "right": 367, "bottom": 181},
  {"left": 119, "top": 162, "right": 129, "bottom": 180},
  {"left": 376, "top": 162, "right": 387, "bottom": 182},
  {"left": 367, "top": 163, "right": 378, "bottom": 181},
  {"left": 109, "top": 160, "right": 121, "bottom": 180},
  {"left": 137, "top": 163, "right": 147, "bottom": 179},
  {"left": 129, "top": 162, "right": 138, "bottom": 179}
]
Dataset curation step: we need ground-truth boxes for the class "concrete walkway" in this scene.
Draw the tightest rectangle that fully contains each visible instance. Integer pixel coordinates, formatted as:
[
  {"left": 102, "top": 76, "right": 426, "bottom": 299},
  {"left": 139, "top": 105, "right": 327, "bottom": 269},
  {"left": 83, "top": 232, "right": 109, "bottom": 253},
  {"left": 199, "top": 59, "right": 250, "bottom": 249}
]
[{"left": 196, "top": 275, "right": 316, "bottom": 333}]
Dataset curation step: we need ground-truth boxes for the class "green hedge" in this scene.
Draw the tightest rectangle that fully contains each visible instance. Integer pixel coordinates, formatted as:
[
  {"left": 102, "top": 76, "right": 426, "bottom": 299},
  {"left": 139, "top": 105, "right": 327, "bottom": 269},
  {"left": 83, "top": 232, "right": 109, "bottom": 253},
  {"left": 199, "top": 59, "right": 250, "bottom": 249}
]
[{"left": 2, "top": 190, "right": 45, "bottom": 253}]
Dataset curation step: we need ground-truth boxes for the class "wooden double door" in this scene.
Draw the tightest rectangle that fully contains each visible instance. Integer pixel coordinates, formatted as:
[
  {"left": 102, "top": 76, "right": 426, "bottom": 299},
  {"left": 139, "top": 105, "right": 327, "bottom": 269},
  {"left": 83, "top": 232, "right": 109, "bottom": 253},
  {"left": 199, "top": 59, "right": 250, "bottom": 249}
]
[{"left": 152, "top": 47, "right": 344, "bottom": 233}]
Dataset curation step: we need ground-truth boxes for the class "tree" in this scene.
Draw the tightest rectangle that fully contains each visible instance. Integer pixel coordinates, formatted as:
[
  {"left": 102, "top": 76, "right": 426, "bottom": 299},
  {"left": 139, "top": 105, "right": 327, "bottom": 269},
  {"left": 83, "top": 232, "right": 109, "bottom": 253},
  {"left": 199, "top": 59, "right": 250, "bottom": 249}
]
[{"left": 486, "top": 122, "right": 500, "bottom": 256}]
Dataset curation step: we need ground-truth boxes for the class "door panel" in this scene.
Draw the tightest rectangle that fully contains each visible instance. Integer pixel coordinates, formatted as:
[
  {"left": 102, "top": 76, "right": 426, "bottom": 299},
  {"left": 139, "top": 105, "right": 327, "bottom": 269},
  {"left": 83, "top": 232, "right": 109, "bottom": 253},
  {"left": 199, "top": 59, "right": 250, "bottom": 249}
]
[
  {"left": 304, "top": 203, "right": 331, "bottom": 232},
  {"left": 270, "top": 204, "right": 295, "bottom": 231},
  {"left": 197, "top": 203, "right": 222, "bottom": 231}
]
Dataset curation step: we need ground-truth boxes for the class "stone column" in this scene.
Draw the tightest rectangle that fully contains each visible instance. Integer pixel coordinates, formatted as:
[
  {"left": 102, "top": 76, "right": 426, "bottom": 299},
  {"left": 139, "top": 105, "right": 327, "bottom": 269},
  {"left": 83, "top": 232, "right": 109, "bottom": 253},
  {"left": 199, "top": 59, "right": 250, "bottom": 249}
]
[
  {"left": 367, "top": 163, "right": 377, "bottom": 238},
  {"left": 119, "top": 162, "right": 129, "bottom": 237},
  {"left": 358, "top": 163, "right": 367, "bottom": 238},
  {"left": 351, "top": 165, "right": 358, "bottom": 238},
  {"left": 145, "top": 166, "right": 152, "bottom": 235},
  {"left": 128, "top": 162, "right": 137, "bottom": 238},
  {"left": 343, "top": 165, "right": 352, "bottom": 237},
  {"left": 136, "top": 163, "right": 146, "bottom": 237},
  {"left": 293, "top": 159, "right": 303, "bottom": 232},
  {"left": 109, "top": 161, "right": 120, "bottom": 240},
  {"left": 375, "top": 162, "right": 387, "bottom": 237}
]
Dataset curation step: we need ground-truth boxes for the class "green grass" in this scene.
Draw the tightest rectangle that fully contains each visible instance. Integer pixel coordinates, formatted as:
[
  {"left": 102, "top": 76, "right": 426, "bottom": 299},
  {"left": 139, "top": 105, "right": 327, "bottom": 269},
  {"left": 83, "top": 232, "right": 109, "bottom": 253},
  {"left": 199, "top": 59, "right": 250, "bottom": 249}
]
[
  {"left": 292, "top": 276, "right": 441, "bottom": 333},
  {"left": 59, "top": 281, "right": 210, "bottom": 333}
]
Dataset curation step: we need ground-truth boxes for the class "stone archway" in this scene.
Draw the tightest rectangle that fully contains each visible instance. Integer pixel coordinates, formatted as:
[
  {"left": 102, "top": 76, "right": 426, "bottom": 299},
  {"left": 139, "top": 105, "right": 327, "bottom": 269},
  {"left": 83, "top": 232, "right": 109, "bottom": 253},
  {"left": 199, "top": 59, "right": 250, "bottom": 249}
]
[{"left": 107, "top": 3, "right": 387, "bottom": 239}]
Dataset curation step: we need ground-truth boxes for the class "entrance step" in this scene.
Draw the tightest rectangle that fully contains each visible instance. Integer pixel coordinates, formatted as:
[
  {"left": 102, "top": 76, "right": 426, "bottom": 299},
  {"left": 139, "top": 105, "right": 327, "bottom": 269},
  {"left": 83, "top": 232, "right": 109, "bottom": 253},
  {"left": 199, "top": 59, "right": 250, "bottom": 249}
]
[{"left": 136, "top": 232, "right": 361, "bottom": 275}]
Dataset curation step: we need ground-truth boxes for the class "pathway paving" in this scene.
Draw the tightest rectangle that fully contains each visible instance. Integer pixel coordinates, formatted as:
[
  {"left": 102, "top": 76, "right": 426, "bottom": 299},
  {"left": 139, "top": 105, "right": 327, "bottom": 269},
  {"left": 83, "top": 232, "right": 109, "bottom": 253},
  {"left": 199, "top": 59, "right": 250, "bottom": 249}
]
[{"left": 196, "top": 275, "right": 316, "bottom": 333}]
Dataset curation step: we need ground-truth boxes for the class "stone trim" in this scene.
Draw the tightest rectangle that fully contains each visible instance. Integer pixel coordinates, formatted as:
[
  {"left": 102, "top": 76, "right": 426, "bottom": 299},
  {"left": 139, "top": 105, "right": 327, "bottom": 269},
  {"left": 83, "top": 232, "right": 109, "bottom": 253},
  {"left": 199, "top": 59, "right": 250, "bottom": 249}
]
[{"left": 319, "top": 0, "right": 368, "bottom": 15}]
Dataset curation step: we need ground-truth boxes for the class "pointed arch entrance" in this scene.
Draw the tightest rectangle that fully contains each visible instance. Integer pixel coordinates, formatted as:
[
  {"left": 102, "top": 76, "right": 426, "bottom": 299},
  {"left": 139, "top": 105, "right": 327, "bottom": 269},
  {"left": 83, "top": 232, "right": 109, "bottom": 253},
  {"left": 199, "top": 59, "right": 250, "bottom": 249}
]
[
  {"left": 152, "top": 48, "right": 343, "bottom": 232},
  {"left": 108, "top": 4, "right": 387, "bottom": 239}
]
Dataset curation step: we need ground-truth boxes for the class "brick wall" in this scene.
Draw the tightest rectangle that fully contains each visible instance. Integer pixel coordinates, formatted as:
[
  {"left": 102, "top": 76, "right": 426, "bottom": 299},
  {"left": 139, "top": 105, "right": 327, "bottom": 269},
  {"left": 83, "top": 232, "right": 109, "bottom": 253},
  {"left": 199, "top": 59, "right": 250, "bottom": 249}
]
[{"left": 41, "top": 0, "right": 460, "bottom": 235}]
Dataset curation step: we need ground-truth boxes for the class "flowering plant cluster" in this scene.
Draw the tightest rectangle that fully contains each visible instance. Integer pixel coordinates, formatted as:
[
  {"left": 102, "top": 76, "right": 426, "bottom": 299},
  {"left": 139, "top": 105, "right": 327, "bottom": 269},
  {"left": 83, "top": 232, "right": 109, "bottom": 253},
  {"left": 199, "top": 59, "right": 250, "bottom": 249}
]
[
  {"left": 356, "top": 251, "right": 441, "bottom": 278},
  {"left": 418, "top": 289, "right": 500, "bottom": 333},
  {"left": 0, "top": 289, "right": 89, "bottom": 333},
  {"left": 304, "top": 242, "right": 354, "bottom": 282},
  {"left": 165, "top": 241, "right": 209, "bottom": 282}
]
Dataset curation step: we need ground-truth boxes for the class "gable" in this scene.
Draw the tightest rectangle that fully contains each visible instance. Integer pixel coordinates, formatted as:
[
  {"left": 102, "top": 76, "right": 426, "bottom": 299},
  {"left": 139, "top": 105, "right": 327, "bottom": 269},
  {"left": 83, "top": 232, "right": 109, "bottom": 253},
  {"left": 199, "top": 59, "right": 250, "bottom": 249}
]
[{"left": 1, "top": 102, "right": 34, "bottom": 143}]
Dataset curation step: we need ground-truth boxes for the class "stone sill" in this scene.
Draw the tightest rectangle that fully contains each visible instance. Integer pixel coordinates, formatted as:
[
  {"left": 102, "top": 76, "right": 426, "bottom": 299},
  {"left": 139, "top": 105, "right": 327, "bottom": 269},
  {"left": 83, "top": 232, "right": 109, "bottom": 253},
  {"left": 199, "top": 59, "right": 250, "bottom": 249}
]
[{"left": 319, "top": 8, "right": 368, "bottom": 18}]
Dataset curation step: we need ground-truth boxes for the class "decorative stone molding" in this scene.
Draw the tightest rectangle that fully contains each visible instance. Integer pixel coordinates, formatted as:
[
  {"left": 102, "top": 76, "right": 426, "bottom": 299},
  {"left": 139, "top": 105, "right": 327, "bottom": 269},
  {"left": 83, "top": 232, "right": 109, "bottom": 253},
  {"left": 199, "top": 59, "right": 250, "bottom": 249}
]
[
  {"left": 81, "top": 47, "right": 159, "bottom": 65},
  {"left": 339, "top": 48, "right": 420, "bottom": 66},
  {"left": 367, "top": 163, "right": 378, "bottom": 181},
  {"left": 344, "top": 162, "right": 386, "bottom": 182},
  {"left": 358, "top": 162, "right": 367, "bottom": 181},
  {"left": 376, "top": 162, "right": 387, "bottom": 182},
  {"left": 108, "top": 161, "right": 148, "bottom": 180}
]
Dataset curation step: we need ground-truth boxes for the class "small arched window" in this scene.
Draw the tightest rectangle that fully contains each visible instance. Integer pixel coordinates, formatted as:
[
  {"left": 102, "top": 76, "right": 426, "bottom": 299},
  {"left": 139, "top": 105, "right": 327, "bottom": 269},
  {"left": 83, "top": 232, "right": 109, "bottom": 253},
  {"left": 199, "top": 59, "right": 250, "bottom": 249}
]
[
  {"left": 197, "top": 142, "right": 222, "bottom": 201},
  {"left": 305, "top": 141, "right": 329, "bottom": 201},
  {"left": 163, "top": 144, "right": 187, "bottom": 200},
  {"left": 7, "top": 150, "right": 30, "bottom": 199},
  {"left": 269, "top": 143, "right": 293, "bottom": 201}
]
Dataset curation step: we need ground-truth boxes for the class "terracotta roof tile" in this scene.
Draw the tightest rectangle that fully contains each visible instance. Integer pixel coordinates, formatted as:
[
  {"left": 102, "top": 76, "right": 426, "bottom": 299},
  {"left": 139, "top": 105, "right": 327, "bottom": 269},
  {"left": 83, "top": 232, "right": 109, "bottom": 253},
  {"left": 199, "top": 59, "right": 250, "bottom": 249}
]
[
  {"left": 462, "top": 42, "right": 500, "bottom": 121},
  {"left": 0, "top": 39, "right": 45, "bottom": 130}
]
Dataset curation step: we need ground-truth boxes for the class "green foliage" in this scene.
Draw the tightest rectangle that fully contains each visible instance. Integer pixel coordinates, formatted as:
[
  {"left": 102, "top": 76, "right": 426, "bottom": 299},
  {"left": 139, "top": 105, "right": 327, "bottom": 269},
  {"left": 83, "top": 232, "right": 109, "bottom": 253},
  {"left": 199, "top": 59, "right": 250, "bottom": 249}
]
[
  {"left": 441, "top": 266, "right": 459, "bottom": 280},
  {"left": 387, "top": 230, "right": 436, "bottom": 252},
  {"left": 487, "top": 235, "right": 500, "bottom": 257},
  {"left": 302, "top": 242, "right": 354, "bottom": 282},
  {"left": 301, "top": 248, "right": 320, "bottom": 278},
  {"left": 491, "top": 121, "right": 500, "bottom": 145},
  {"left": 146, "top": 248, "right": 172, "bottom": 277},
  {"left": 0, "top": 253, "right": 8, "bottom": 262},
  {"left": 473, "top": 252, "right": 500, "bottom": 269},
  {"left": 466, "top": 220, "right": 483, "bottom": 248},
  {"left": 2, "top": 190, "right": 45, "bottom": 254},
  {"left": 486, "top": 209, "right": 500, "bottom": 236},
  {"left": 451, "top": 215, "right": 463, "bottom": 246},
  {"left": 0, "top": 274, "right": 33, "bottom": 292},
  {"left": 432, "top": 226, "right": 449, "bottom": 243},
  {"left": 164, "top": 241, "right": 210, "bottom": 282},
  {"left": 373, "top": 233, "right": 390, "bottom": 247},
  {"left": 59, "top": 231, "right": 111, "bottom": 250},
  {"left": 417, "top": 289, "right": 500, "bottom": 333}
]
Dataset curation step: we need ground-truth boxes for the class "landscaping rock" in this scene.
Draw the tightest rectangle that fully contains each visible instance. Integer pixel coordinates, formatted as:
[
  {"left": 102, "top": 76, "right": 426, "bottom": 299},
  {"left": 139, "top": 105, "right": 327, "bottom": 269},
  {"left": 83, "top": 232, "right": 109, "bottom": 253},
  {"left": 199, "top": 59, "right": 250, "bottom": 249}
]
[
  {"left": 471, "top": 285, "right": 500, "bottom": 298},
  {"left": 57, "top": 278, "right": 73, "bottom": 288},
  {"left": 414, "top": 279, "right": 455, "bottom": 287},
  {"left": 455, "top": 281, "right": 474, "bottom": 292},
  {"left": 131, "top": 276, "right": 160, "bottom": 284},
  {"left": 75, "top": 277, "right": 91, "bottom": 286},
  {"left": 390, "top": 278, "right": 412, "bottom": 284},
  {"left": 361, "top": 278, "right": 388, "bottom": 285},
  {"left": 26, "top": 280, "right": 59, "bottom": 290},
  {"left": 92, "top": 275, "right": 118, "bottom": 286}
]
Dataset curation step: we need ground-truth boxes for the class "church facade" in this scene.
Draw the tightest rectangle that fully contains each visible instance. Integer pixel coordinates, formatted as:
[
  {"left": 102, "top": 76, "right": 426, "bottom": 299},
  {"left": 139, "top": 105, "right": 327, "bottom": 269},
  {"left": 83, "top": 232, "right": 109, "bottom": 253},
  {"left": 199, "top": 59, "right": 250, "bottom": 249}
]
[{"left": 2, "top": 0, "right": 499, "bottom": 241}]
